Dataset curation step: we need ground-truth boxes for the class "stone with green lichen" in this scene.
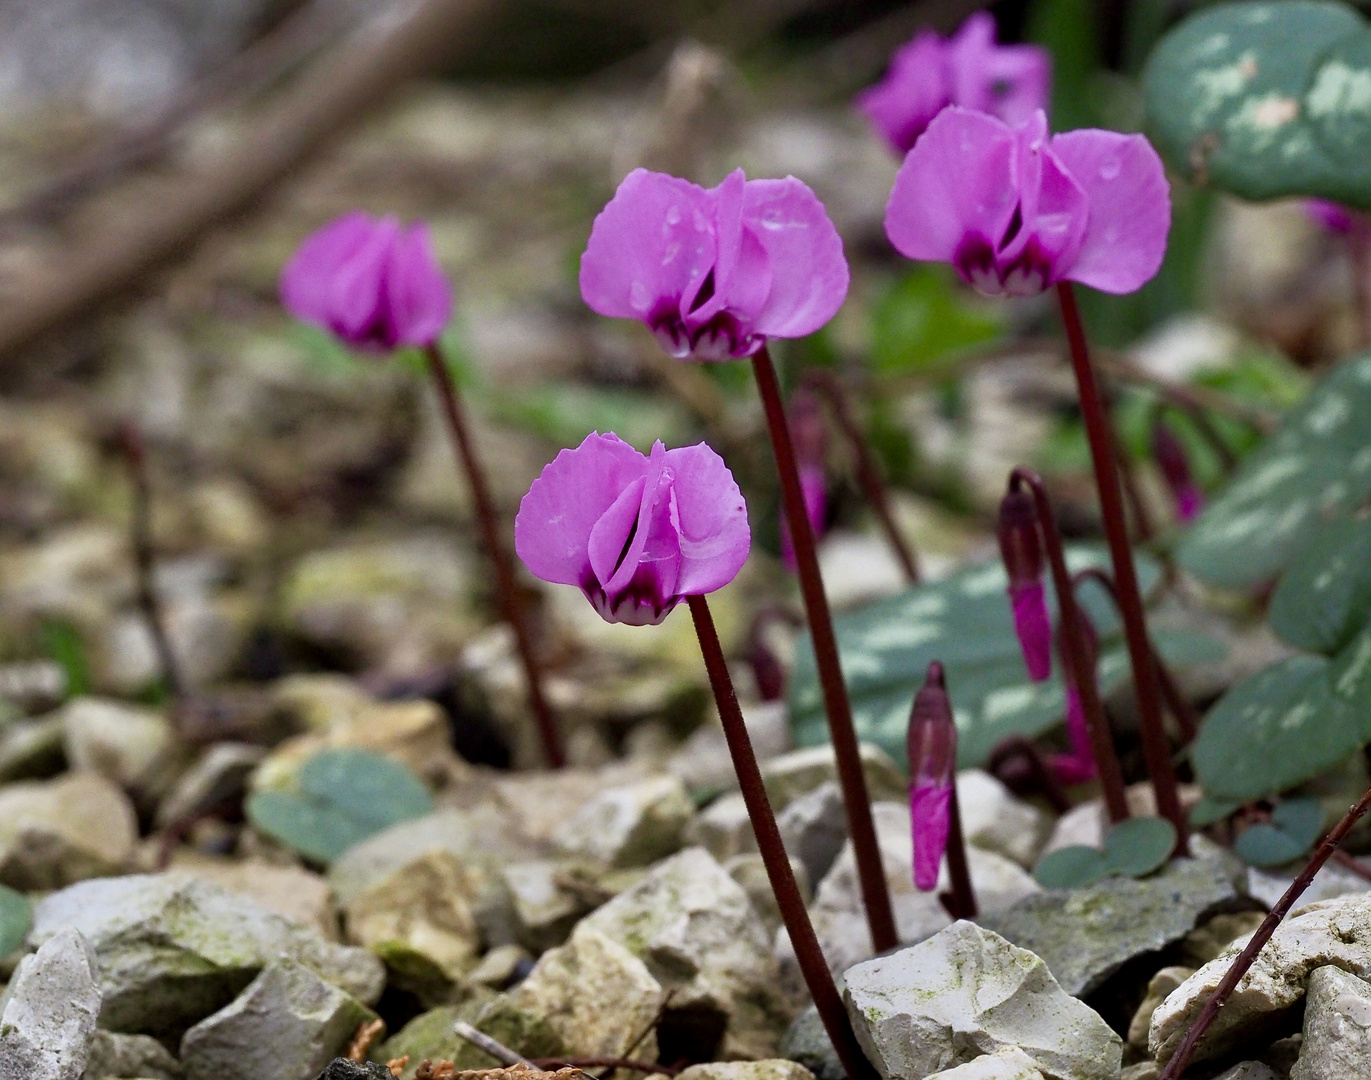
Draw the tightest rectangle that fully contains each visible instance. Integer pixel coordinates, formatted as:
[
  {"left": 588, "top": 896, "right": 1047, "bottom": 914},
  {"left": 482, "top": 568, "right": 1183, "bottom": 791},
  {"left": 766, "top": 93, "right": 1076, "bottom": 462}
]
[
  {"left": 760, "top": 744, "right": 906, "bottom": 811},
  {"left": 26, "top": 874, "right": 383, "bottom": 1043},
  {"left": 983, "top": 854, "right": 1251, "bottom": 997},
  {"left": 554, "top": 774, "right": 694, "bottom": 868},
  {"left": 676, "top": 1061, "right": 818, "bottom": 1080},
  {"left": 374, "top": 994, "right": 562, "bottom": 1080}
]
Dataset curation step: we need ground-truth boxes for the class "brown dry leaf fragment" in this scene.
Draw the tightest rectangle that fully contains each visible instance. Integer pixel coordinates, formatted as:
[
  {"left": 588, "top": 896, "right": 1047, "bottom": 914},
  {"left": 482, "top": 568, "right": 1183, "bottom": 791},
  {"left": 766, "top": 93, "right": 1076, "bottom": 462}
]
[
  {"left": 388, "top": 1057, "right": 411, "bottom": 1078},
  {"left": 415, "top": 1060, "right": 457, "bottom": 1080},
  {"left": 348, "top": 1018, "right": 387, "bottom": 1062}
]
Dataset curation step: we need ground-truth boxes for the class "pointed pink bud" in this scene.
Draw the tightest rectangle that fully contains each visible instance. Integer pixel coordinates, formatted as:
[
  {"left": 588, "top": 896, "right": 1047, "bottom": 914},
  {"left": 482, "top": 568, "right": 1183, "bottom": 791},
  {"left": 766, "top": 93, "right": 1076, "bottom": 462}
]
[
  {"left": 515, "top": 433, "right": 751, "bottom": 626},
  {"left": 1152, "top": 421, "right": 1203, "bottom": 524},
  {"left": 998, "top": 487, "right": 1051, "bottom": 681},
  {"left": 908, "top": 661, "right": 957, "bottom": 892},
  {"left": 1049, "top": 685, "right": 1097, "bottom": 785},
  {"left": 280, "top": 211, "right": 452, "bottom": 351}
]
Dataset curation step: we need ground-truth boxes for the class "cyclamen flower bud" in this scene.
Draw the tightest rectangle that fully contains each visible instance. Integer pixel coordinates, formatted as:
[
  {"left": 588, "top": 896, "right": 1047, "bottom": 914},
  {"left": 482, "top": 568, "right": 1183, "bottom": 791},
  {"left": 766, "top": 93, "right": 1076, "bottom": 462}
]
[
  {"left": 907, "top": 661, "right": 957, "bottom": 892},
  {"left": 1050, "top": 605, "right": 1100, "bottom": 785},
  {"left": 998, "top": 487, "right": 1051, "bottom": 681},
  {"left": 1151, "top": 421, "right": 1202, "bottom": 524}
]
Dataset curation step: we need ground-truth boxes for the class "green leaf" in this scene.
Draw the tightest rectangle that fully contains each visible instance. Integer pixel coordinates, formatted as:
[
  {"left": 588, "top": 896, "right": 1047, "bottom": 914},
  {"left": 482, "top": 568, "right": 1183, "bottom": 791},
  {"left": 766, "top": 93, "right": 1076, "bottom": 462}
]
[
  {"left": 786, "top": 547, "right": 1224, "bottom": 767},
  {"left": 1143, "top": 1, "right": 1371, "bottom": 207},
  {"left": 1275, "top": 795, "right": 1327, "bottom": 847},
  {"left": 1189, "top": 795, "right": 1243, "bottom": 828},
  {"left": 869, "top": 267, "right": 1002, "bottom": 378},
  {"left": 40, "top": 619, "right": 88, "bottom": 699},
  {"left": 1102, "top": 817, "right": 1177, "bottom": 878},
  {"left": 1190, "top": 655, "right": 1371, "bottom": 799},
  {"left": 1033, "top": 845, "right": 1111, "bottom": 889},
  {"left": 1177, "top": 355, "right": 1371, "bottom": 588},
  {"left": 246, "top": 748, "right": 433, "bottom": 865},
  {"left": 0, "top": 884, "right": 31, "bottom": 957},
  {"left": 1271, "top": 514, "right": 1371, "bottom": 653},
  {"left": 1234, "top": 798, "right": 1325, "bottom": 866}
]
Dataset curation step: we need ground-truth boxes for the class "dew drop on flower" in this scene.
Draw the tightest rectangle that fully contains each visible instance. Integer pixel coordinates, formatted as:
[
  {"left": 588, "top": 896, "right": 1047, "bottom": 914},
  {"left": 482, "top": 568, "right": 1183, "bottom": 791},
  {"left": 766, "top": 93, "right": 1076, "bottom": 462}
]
[
  {"left": 1098, "top": 157, "right": 1121, "bottom": 181},
  {"left": 630, "top": 280, "right": 651, "bottom": 312},
  {"left": 665, "top": 205, "right": 682, "bottom": 225}
]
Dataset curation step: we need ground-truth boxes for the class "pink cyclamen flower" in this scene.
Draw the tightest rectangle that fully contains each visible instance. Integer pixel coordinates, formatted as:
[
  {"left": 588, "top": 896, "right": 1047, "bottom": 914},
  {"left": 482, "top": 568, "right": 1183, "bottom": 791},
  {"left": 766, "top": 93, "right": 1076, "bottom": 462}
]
[
  {"left": 858, "top": 11, "right": 1051, "bottom": 157},
  {"left": 885, "top": 108, "right": 1171, "bottom": 298},
  {"left": 997, "top": 487, "right": 1052, "bottom": 682},
  {"left": 1152, "top": 421, "right": 1203, "bottom": 524},
  {"left": 281, "top": 211, "right": 452, "bottom": 351},
  {"left": 579, "top": 168, "right": 849, "bottom": 362},
  {"left": 1307, "top": 199, "right": 1355, "bottom": 235},
  {"left": 515, "top": 432, "right": 750, "bottom": 626},
  {"left": 908, "top": 661, "right": 957, "bottom": 892}
]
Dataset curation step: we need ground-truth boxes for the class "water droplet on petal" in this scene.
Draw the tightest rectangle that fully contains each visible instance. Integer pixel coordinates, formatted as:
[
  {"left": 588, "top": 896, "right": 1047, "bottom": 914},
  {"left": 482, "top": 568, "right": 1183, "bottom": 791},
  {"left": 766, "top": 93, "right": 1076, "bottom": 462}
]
[
  {"left": 1099, "top": 157, "right": 1121, "bottom": 181},
  {"left": 630, "top": 281, "right": 651, "bottom": 312},
  {"left": 665, "top": 205, "right": 682, "bottom": 225}
]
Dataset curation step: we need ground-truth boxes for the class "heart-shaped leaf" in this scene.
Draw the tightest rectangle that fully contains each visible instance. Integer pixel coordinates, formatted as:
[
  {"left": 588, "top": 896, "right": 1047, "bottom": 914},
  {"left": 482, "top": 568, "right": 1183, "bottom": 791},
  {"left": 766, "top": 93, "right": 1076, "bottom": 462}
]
[
  {"left": 787, "top": 547, "right": 1222, "bottom": 767},
  {"left": 1270, "top": 514, "right": 1371, "bottom": 654},
  {"left": 1191, "top": 655, "right": 1371, "bottom": 799},
  {"left": 246, "top": 748, "right": 434, "bottom": 865},
  {"left": 1032, "top": 817, "right": 1177, "bottom": 888},
  {"left": 0, "top": 884, "right": 32, "bottom": 957},
  {"left": 1102, "top": 816, "right": 1177, "bottom": 878},
  {"left": 1177, "top": 355, "right": 1371, "bottom": 589},
  {"left": 1189, "top": 795, "right": 1244, "bottom": 828},
  {"left": 1033, "top": 844, "right": 1112, "bottom": 889},
  {"left": 1144, "top": 1, "right": 1371, "bottom": 206},
  {"left": 1234, "top": 798, "right": 1326, "bottom": 866}
]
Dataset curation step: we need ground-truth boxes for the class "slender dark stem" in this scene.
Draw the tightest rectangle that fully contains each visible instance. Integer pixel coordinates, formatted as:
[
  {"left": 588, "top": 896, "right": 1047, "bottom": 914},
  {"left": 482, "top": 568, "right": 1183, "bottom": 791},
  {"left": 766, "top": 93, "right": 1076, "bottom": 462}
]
[
  {"left": 1056, "top": 283, "right": 1187, "bottom": 851},
  {"left": 752, "top": 345, "right": 898, "bottom": 953},
  {"left": 802, "top": 369, "right": 920, "bottom": 583},
  {"left": 687, "top": 595, "right": 879, "bottom": 1080},
  {"left": 1073, "top": 567, "right": 1199, "bottom": 746},
  {"left": 118, "top": 424, "right": 187, "bottom": 702},
  {"left": 1010, "top": 467, "right": 1130, "bottom": 824},
  {"left": 1159, "top": 782, "right": 1371, "bottom": 1078},
  {"left": 985, "top": 734, "right": 1073, "bottom": 815},
  {"left": 424, "top": 346, "right": 564, "bottom": 769},
  {"left": 1332, "top": 848, "right": 1371, "bottom": 883},
  {"left": 940, "top": 783, "right": 977, "bottom": 920}
]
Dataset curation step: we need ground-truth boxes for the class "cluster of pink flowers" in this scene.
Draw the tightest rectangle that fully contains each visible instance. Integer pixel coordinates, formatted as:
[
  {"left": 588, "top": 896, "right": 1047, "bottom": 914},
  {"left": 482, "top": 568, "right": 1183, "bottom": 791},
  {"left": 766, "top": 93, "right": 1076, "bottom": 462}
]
[{"left": 280, "top": 8, "right": 1179, "bottom": 893}]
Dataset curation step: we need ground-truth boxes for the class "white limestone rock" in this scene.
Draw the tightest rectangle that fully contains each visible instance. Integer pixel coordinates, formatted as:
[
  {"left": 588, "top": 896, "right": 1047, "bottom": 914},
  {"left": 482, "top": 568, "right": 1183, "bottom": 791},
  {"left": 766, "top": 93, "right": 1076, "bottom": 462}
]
[
  {"left": 0, "top": 926, "right": 102, "bottom": 1080},
  {"left": 179, "top": 959, "right": 373, "bottom": 1080},
  {"left": 0, "top": 771, "right": 136, "bottom": 890},
  {"left": 1291, "top": 965, "right": 1371, "bottom": 1080},
  {"left": 777, "top": 781, "right": 847, "bottom": 885},
  {"left": 555, "top": 774, "right": 694, "bottom": 867},
  {"left": 685, "top": 792, "right": 757, "bottom": 863},
  {"left": 1150, "top": 894, "right": 1371, "bottom": 1066},
  {"left": 956, "top": 770, "right": 1049, "bottom": 868},
  {"left": 677, "top": 1061, "right": 818, "bottom": 1080},
  {"left": 760, "top": 744, "right": 906, "bottom": 810},
  {"left": 843, "top": 921, "right": 1121, "bottom": 1080},
  {"left": 925, "top": 1048, "right": 1046, "bottom": 1080}
]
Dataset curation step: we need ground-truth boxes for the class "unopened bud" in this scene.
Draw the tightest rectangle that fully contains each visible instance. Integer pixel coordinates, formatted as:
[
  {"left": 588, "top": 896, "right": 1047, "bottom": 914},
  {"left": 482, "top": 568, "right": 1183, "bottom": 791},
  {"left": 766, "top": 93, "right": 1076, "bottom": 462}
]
[
  {"left": 1152, "top": 421, "right": 1202, "bottom": 524},
  {"left": 908, "top": 661, "right": 956, "bottom": 891}
]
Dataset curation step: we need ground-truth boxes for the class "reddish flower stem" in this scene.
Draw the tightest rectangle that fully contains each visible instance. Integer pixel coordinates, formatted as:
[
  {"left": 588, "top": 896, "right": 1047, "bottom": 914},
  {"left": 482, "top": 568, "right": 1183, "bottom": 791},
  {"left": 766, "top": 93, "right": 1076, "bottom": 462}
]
[
  {"left": 687, "top": 594, "right": 879, "bottom": 1080},
  {"left": 117, "top": 423, "right": 187, "bottom": 702},
  {"left": 1159, "top": 781, "right": 1371, "bottom": 1079},
  {"left": 1010, "top": 467, "right": 1129, "bottom": 824},
  {"left": 802, "top": 368, "right": 920, "bottom": 583},
  {"left": 752, "top": 346, "right": 898, "bottom": 954},
  {"left": 941, "top": 781, "right": 977, "bottom": 920},
  {"left": 1056, "top": 283, "right": 1186, "bottom": 851},
  {"left": 1072, "top": 567, "right": 1199, "bottom": 746},
  {"left": 424, "top": 345, "right": 564, "bottom": 769}
]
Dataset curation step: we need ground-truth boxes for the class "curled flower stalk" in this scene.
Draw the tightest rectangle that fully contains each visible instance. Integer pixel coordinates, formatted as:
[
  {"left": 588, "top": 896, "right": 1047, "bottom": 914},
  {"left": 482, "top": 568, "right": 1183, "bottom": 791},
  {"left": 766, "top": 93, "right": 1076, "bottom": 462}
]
[
  {"left": 516, "top": 434, "right": 877, "bottom": 1080},
  {"left": 282, "top": 210, "right": 564, "bottom": 767},
  {"left": 997, "top": 486, "right": 1052, "bottom": 682},
  {"left": 908, "top": 661, "right": 975, "bottom": 919},
  {"left": 1005, "top": 469, "right": 1129, "bottom": 824},
  {"left": 581, "top": 166, "right": 897, "bottom": 952}
]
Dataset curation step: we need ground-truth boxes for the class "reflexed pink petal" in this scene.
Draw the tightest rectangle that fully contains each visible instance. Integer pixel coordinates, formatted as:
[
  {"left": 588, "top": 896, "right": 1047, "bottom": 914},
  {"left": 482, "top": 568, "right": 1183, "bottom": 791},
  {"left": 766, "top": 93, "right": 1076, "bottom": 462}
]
[
  {"left": 885, "top": 107, "right": 1019, "bottom": 265},
  {"left": 950, "top": 14, "right": 1051, "bottom": 127},
  {"left": 580, "top": 169, "right": 716, "bottom": 322},
  {"left": 588, "top": 474, "right": 651, "bottom": 591},
  {"left": 665, "top": 442, "right": 750, "bottom": 594},
  {"left": 386, "top": 223, "right": 453, "bottom": 347},
  {"left": 1308, "top": 199, "right": 1355, "bottom": 234},
  {"left": 280, "top": 212, "right": 376, "bottom": 329},
  {"left": 1049, "top": 752, "right": 1097, "bottom": 786},
  {"left": 1063, "top": 685, "right": 1095, "bottom": 763},
  {"left": 329, "top": 218, "right": 398, "bottom": 345},
  {"left": 1010, "top": 579, "right": 1052, "bottom": 681},
  {"left": 1002, "top": 134, "right": 1088, "bottom": 275},
  {"left": 856, "top": 31, "right": 949, "bottom": 155},
  {"left": 1051, "top": 129, "right": 1170, "bottom": 294},
  {"left": 741, "top": 177, "right": 849, "bottom": 339},
  {"left": 910, "top": 782, "right": 952, "bottom": 891},
  {"left": 515, "top": 433, "right": 648, "bottom": 586},
  {"left": 599, "top": 442, "right": 672, "bottom": 597}
]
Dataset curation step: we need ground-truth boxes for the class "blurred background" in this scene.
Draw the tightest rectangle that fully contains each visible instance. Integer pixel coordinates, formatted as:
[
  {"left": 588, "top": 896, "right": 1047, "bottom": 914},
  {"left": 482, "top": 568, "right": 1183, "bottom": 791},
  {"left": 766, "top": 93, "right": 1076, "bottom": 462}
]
[{"left": 0, "top": 0, "right": 1345, "bottom": 768}]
